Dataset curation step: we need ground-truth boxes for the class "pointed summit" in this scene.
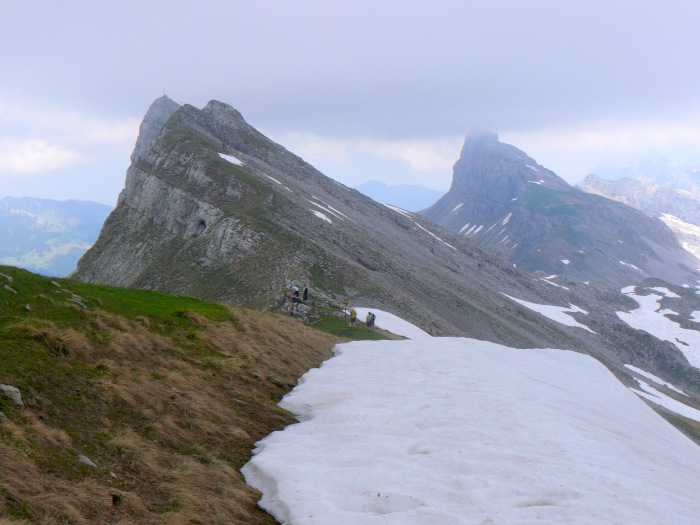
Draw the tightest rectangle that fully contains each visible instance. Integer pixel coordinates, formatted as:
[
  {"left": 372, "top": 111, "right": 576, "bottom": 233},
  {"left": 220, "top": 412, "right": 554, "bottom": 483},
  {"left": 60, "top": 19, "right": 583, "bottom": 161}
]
[{"left": 130, "top": 96, "right": 180, "bottom": 164}]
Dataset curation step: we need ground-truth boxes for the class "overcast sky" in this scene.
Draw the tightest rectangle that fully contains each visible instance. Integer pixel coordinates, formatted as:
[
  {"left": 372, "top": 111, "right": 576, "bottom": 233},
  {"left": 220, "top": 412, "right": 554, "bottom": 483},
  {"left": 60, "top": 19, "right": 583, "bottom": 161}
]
[{"left": 2, "top": 0, "right": 700, "bottom": 205}]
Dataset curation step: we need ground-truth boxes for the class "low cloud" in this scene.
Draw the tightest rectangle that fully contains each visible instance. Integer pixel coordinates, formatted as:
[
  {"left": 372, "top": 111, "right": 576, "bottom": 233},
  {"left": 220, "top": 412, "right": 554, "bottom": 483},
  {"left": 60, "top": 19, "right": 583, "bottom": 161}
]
[
  {"left": 504, "top": 117, "right": 700, "bottom": 159},
  {"left": 279, "top": 132, "right": 462, "bottom": 174},
  {"left": 0, "top": 99, "right": 140, "bottom": 145},
  {"left": 0, "top": 139, "right": 85, "bottom": 175}
]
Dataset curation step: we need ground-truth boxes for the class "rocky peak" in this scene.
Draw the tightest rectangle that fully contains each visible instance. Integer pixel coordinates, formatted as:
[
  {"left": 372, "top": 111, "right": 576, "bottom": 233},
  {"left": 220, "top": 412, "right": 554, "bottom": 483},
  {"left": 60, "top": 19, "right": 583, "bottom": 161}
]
[
  {"left": 202, "top": 100, "right": 246, "bottom": 124},
  {"left": 130, "top": 95, "right": 180, "bottom": 165}
]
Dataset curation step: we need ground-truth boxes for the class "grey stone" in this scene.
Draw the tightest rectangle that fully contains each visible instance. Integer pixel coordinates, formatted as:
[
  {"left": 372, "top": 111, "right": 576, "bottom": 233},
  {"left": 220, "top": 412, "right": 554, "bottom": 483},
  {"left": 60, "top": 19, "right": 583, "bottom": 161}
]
[
  {"left": 0, "top": 385, "right": 23, "bottom": 406},
  {"left": 78, "top": 454, "right": 98, "bottom": 468}
]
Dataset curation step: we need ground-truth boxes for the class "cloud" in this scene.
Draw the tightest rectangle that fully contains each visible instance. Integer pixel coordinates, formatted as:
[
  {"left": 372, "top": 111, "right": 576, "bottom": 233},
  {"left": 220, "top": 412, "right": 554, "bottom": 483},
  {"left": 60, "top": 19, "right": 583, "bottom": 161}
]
[
  {"left": 360, "top": 138, "right": 461, "bottom": 173},
  {"left": 504, "top": 116, "right": 700, "bottom": 157},
  {"left": 0, "top": 139, "right": 85, "bottom": 175},
  {"left": 0, "top": 99, "right": 140, "bottom": 145},
  {"left": 278, "top": 132, "right": 462, "bottom": 174}
]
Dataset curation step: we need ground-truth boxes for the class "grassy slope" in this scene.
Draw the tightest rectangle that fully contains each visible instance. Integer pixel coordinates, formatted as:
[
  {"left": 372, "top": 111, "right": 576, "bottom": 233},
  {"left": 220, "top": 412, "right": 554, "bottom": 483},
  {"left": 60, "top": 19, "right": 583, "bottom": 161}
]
[{"left": 0, "top": 265, "right": 340, "bottom": 524}]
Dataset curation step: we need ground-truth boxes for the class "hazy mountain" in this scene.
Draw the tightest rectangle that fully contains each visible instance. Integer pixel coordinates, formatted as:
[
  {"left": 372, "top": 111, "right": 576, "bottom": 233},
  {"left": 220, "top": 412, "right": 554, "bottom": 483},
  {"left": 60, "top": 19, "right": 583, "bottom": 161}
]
[
  {"left": 591, "top": 153, "right": 700, "bottom": 195},
  {"left": 421, "top": 132, "right": 700, "bottom": 286},
  {"left": 354, "top": 180, "right": 443, "bottom": 211},
  {"left": 74, "top": 97, "right": 700, "bottom": 404},
  {"left": 579, "top": 174, "right": 700, "bottom": 227},
  {"left": 0, "top": 196, "right": 112, "bottom": 276}
]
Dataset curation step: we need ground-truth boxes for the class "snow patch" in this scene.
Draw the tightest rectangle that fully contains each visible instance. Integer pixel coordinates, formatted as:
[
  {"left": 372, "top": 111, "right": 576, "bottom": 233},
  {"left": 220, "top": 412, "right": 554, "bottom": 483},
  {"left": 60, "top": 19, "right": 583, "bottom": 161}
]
[
  {"left": 619, "top": 260, "right": 643, "bottom": 272},
  {"left": 413, "top": 222, "right": 456, "bottom": 250},
  {"left": 383, "top": 203, "right": 413, "bottom": 218},
  {"left": 631, "top": 381, "right": 700, "bottom": 423},
  {"left": 561, "top": 259, "right": 570, "bottom": 265},
  {"left": 540, "top": 276, "right": 570, "bottom": 290},
  {"left": 218, "top": 152, "right": 243, "bottom": 166},
  {"left": 451, "top": 203, "right": 464, "bottom": 212},
  {"left": 309, "top": 200, "right": 345, "bottom": 221},
  {"left": 264, "top": 174, "right": 282, "bottom": 184},
  {"left": 311, "top": 210, "right": 332, "bottom": 223},
  {"left": 503, "top": 294, "right": 593, "bottom": 333},
  {"left": 353, "top": 308, "right": 431, "bottom": 340},
  {"left": 617, "top": 288, "right": 700, "bottom": 368},
  {"left": 624, "top": 365, "right": 687, "bottom": 396},
  {"left": 649, "top": 287, "right": 680, "bottom": 298}
]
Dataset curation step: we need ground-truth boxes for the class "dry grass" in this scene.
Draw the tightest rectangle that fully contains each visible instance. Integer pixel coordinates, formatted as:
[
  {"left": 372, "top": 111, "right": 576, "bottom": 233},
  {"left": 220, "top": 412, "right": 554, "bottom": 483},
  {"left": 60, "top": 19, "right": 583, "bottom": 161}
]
[{"left": 1, "top": 303, "right": 337, "bottom": 524}]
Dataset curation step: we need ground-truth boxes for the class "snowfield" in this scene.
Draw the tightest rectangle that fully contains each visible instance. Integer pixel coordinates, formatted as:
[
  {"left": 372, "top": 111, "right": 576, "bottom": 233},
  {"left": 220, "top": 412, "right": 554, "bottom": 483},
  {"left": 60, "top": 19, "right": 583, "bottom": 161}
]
[
  {"left": 243, "top": 336, "right": 700, "bottom": 524},
  {"left": 617, "top": 286, "right": 700, "bottom": 368}
]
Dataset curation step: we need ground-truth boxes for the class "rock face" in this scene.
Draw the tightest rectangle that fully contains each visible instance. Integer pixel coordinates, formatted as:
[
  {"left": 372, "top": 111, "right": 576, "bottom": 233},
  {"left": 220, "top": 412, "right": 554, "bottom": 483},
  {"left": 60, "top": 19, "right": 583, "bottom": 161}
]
[
  {"left": 74, "top": 99, "right": 700, "bottom": 401},
  {"left": 422, "top": 133, "right": 700, "bottom": 287}
]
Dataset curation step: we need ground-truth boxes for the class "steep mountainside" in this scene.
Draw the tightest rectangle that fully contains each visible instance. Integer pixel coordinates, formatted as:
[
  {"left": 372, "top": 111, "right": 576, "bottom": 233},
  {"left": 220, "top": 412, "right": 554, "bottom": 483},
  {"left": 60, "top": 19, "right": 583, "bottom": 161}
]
[
  {"left": 74, "top": 98, "right": 700, "bottom": 404},
  {"left": 0, "top": 197, "right": 112, "bottom": 276},
  {"left": 422, "top": 132, "right": 700, "bottom": 286}
]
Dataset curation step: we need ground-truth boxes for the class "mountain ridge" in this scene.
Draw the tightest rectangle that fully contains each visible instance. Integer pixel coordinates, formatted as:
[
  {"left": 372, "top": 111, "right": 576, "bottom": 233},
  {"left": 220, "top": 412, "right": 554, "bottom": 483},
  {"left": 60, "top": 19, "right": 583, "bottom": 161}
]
[{"left": 73, "top": 98, "right": 700, "bottom": 402}]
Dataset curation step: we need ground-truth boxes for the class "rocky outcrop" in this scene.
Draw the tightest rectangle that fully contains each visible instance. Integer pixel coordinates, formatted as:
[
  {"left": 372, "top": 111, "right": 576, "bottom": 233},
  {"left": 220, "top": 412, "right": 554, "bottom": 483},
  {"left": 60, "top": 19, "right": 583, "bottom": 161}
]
[{"left": 422, "top": 133, "right": 700, "bottom": 287}]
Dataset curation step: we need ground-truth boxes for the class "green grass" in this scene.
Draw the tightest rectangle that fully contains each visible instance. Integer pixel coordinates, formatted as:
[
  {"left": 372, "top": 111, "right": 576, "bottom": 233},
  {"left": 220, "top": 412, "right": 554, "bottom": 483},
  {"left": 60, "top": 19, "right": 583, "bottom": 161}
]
[{"left": 311, "top": 312, "right": 388, "bottom": 341}]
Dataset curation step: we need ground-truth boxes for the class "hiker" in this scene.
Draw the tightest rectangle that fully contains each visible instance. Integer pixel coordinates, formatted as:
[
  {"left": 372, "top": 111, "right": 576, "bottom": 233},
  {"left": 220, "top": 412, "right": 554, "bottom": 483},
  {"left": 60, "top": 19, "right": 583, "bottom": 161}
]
[
  {"left": 350, "top": 308, "right": 357, "bottom": 329},
  {"left": 366, "top": 311, "right": 376, "bottom": 332},
  {"left": 302, "top": 284, "right": 309, "bottom": 303},
  {"left": 290, "top": 288, "right": 302, "bottom": 304}
]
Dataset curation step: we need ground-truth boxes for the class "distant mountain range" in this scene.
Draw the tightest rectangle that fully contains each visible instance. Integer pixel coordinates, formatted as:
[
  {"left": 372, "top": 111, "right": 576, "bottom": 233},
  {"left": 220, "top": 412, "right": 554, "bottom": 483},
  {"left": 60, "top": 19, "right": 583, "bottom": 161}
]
[
  {"left": 421, "top": 132, "right": 700, "bottom": 286},
  {"left": 0, "top": 197, "right": 112, "bottom": 276},
  {"left": 591, "top": 153, "right": 700, "bottom": 195},
  {"left": 354, "top": 180, "right": 443, "bottom": 212}
]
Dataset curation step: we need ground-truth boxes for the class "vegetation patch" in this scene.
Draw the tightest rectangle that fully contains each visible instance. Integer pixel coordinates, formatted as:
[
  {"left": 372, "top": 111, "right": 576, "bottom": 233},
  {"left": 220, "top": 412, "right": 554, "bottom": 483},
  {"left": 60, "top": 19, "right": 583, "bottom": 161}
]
[{"left": 0, "top": 265, "right": 337, "bottom": 524}]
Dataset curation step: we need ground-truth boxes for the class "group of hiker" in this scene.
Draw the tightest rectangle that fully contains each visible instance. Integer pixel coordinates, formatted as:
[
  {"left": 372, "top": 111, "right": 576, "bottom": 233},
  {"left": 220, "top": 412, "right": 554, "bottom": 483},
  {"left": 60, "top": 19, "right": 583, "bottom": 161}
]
[
  {"left": 287, "top": 284, "right": 378, "bottom": 333},
  {"left": 289, "top": 284, "right": 309, "bottom": 304},
  {"left": 349, "top": 308, "right": 376, "bottom": 332}
]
